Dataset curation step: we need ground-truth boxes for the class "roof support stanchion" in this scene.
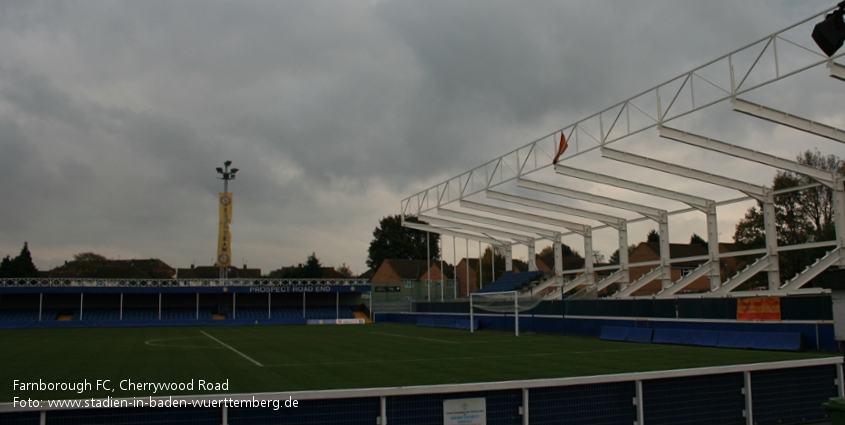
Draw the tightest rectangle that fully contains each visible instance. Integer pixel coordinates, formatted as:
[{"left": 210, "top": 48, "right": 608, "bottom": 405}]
[{"left": 764, "top": 190, "right": 781, "bottom": 290}]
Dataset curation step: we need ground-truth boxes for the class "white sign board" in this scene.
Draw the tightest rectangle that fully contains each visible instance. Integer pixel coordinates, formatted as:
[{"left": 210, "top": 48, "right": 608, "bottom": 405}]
[{"left": 443, "top": 397, "right": 486, "bottom": 425}]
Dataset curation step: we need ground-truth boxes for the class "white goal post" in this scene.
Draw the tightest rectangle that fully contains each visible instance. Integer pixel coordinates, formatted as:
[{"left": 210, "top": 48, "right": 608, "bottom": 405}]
[{"left": 469, "top": 291, "right": 522, "bottom": 336}]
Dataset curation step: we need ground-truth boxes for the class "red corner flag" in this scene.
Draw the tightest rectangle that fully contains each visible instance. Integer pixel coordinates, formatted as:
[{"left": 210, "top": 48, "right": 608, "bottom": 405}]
[{"left": 552, "top": 132, "right": 568, "bottom": 165}]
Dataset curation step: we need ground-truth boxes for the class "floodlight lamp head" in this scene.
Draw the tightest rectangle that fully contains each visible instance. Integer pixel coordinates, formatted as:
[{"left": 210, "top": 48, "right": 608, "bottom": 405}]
[
  {"left": 231, "top": 168, "right": 239, "bottom": 174},
  {"left": 216, "top": 167, "right": 224, "bottom": 173},
  {"left": 813, "top": 4, "right": 845, "bottom": 57},
  {"left": 224, "top": 160, "right": 232, "bottom": 166}
]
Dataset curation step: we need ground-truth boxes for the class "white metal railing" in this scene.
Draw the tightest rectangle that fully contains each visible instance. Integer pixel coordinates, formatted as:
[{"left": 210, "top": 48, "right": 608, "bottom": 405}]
[{"left": 0, "top": 357, "right": 840, "bottom": 425}]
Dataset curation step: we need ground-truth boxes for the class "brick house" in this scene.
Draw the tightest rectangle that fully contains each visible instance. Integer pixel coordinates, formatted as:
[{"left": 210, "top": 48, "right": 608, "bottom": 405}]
[
  {"left": 626, "top": 242, "right": 742, "bottom": 296},
  {"left": 370, "top": 259, "right": 463, "bottom": 301}
]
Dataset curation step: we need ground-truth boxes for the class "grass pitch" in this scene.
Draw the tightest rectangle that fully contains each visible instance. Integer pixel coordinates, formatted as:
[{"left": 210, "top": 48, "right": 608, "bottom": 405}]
[{"left": 0, "top": 323, "right": 835, "bottom": 402}]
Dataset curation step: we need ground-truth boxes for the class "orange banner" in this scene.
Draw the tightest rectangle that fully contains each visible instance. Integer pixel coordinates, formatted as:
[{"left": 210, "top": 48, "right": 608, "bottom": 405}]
[{"left": 737, "top": 297, "right": 781, "bottom": 321}]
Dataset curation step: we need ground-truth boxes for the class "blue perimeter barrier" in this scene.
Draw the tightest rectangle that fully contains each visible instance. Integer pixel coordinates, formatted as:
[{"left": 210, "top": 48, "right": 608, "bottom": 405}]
[
  {"left": 0, "top": 318, "right": 307, "bottom": 329},
  {"left": 376, "top": 313, "right": 835, "bottom": 351},
  {"left": 417, "top": 317, "right": 477, "bottom": 330},
  {"left": 600, "top": 326, "right": 804, "bottom": 351}
]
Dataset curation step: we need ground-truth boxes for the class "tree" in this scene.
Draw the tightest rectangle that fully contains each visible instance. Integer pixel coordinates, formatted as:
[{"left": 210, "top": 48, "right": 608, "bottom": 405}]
[
  {"left": 609, "top": 245, "right": 637, "bottom": 265},
  {"left": 336, "top": 263, "right": 354, "bottom": 278},
  {"left": 367, "top": 215, "right": 439, "bottom": 271},
  {"left": 303, "top": 252, "right": 322, "bottom": 278},
  {"left": 0, "top": 242, "right": 39, "bottom": 278},
  {"left": 646, "top": 229, "right": 660, "bottom": 243},
  {"left": 537, "top": 244, "right": 582, "bottom": 268},
  {"left": 690, "top": 233, "right": 707, "bottom": 246},
  {"left": 274, "top": 253, "right": 324, "bottom": 279},
  {"left": 74, "top": 252, "right": 108, "bottom": 263},
  {"left": 732, "top": 149, "right": 844, "bottom": 282},
  {"left": 477, "top": 246, "right": 506, "bottom": 288}
]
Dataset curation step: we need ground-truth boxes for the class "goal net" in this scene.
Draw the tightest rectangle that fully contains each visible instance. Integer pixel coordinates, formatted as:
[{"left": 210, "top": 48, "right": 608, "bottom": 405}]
[
  {"left": 469, "top": 290, "right": 544, "bottom": 336},
  {"left": 469, "top": 290, "right": 544, "bottom": 313}
]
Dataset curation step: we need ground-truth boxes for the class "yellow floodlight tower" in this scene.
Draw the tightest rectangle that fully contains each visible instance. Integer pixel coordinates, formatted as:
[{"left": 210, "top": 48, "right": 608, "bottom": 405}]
[{"left": 215, "top": 160, "right": 239, "bottom": 280}]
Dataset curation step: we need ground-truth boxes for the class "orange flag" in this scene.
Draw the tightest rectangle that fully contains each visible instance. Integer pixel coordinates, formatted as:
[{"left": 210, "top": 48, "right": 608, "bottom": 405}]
[{"left": 552, "top": 132, "right": 568, "bottom": 165}]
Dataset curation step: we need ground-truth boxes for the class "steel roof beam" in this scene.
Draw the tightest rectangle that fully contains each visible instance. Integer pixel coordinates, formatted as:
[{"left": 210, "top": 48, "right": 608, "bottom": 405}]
[
  {"left": 555, "top": 164, "right": 712, "bottom": 211},
  {"left": 659, "top": 126, "right": 837, "bottom": 187},
  {"left": 436, "top": 208, "right": 559, "bottom": 240},
  {"left": 517, "top": 178, "right": 664, "bottom": 222},
  {"left": 418, "top": 214, "right": 533, "bottom": 244},
  {"left": 402, "top": 222, "right": 506, "bottom": 247},
  {"left": 460, "top": 200, "right": 588, "bottom": 235},
  {"left": 486, "top": 191, "right": 626, "bottom": 229},
  {"left": 732, "top": 98, "right": 845, "bottom": 145},
  {"left": 601, "top": 147, "right": 768, "bottom": 200}
]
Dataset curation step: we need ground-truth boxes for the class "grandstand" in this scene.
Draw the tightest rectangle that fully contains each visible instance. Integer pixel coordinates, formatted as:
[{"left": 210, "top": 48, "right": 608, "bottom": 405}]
[{"left": 0, "top": 277, "right": 370, "bottom": 328}]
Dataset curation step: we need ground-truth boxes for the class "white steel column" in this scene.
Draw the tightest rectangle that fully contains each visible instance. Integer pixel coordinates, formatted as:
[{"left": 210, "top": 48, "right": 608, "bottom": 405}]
[
  {"left": 527, "top": 242, "right": 536, "bottom": 271},
  {"left": 763, "top": 190, "right": 781, "bottom": 290},
  {"left": 554, "top": 239, "right": 563, "bottom": 277},
  {"left": 835, "top": 177, "right": 845, "bottom": 266},
  {"left": 505, "top": 245, "right": 513, "bottom": 273},
  {"left": 658, "top": 210, "right": 672, "bottom": 290},
  {"left": 618, "top": 225, "right": 630, "bottom": 289},
  {"left": 584, "top": 228, "right": 595, "bottom": 286},
  {"left": 706, "top": 200, "right": 722, "bottom": 291}
]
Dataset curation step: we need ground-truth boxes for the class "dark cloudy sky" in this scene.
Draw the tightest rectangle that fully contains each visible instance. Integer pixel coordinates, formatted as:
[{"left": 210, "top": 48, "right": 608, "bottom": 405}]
[{"left": 0, "top": 1, "right": 839, "bottom": 275}]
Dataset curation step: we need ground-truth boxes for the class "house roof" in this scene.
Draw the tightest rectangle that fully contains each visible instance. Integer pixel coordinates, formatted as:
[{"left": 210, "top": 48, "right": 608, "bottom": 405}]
[
  {"left": 177, "top": 265, "right": 262, "bottom": 279},
  {"left": 48, "top": 258, "right": 176, "bottom": 279},
  {"left": 633, "top": 242, "right": 737, "bottom": 267}
]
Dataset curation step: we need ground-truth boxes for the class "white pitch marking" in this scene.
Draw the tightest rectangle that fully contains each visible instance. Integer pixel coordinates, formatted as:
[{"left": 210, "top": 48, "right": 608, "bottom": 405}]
[
  {"left": 200, "top": 330, "right": 264, "bottom": 367},
  {"left": 144, "top": 336, "right": 220, "bottom": 349},
  {"left": 370, "top": 331, "right": 461, "bottom": 344}
]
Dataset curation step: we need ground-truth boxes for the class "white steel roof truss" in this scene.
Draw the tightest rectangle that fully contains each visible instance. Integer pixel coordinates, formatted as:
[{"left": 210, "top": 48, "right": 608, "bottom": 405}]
[
  {"left": 554, "top": 164, "right": 712, "bottom": 212},
  {"left": 601, "top": 147, "right": 768, "bottom": 201},
  {"left": 436, "top": 208, "right": 559, "bottom": 240},
  {"left": 399, "top": 6, "right": 845, "bottom": 298},
  {"left": 659, "top": 126, "right": 837, "bottom": 187},
  {"left": 460, "top": 200, "right": 588, "bottom": 235},
  {"left": 486, "top": 190, "right": 625, "bottom": 230},
  {"left": 517, "top": 178, "right": 664, "bottom": 222},
  {"left": 401, "top": 221, "right": 507, "bottom": 247},
  {"left": 418, "top": 214, "right": 534, "bottom": 245}
]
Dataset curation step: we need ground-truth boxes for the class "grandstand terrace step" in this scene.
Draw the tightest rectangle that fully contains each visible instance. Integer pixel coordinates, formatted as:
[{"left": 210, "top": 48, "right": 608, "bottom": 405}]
[{"left": 476, "top": 270, "right": 546, "bottom": 294}]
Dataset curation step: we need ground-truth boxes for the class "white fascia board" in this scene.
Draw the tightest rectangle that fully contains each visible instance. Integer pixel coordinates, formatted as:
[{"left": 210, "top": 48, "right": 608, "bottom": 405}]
[
  {"left": 659, "top": 126, "right": 836, "bottom": 186},
  {"left": 554, "top": 164, "right": 711, "bottom": 211},
  {"left": 518, "top": 178, "right": 664, "bottom": 222},
  {"left": 601, "top": 147, "right": 767, "bottom": 200},
  {"left": 732, "top": 98, "right": 845, "bottom": 144},
  {"left": 486, "top": 190, "right": 625, "bottom": 229},
  {"left": 460, "top": 200, "right": 588, "bottom": 235}
]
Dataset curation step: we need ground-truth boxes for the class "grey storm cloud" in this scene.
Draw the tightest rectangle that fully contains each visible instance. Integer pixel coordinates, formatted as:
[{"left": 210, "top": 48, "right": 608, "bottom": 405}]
[{"left": 0, "top": 0, "right": 836, "bottom": 274}]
